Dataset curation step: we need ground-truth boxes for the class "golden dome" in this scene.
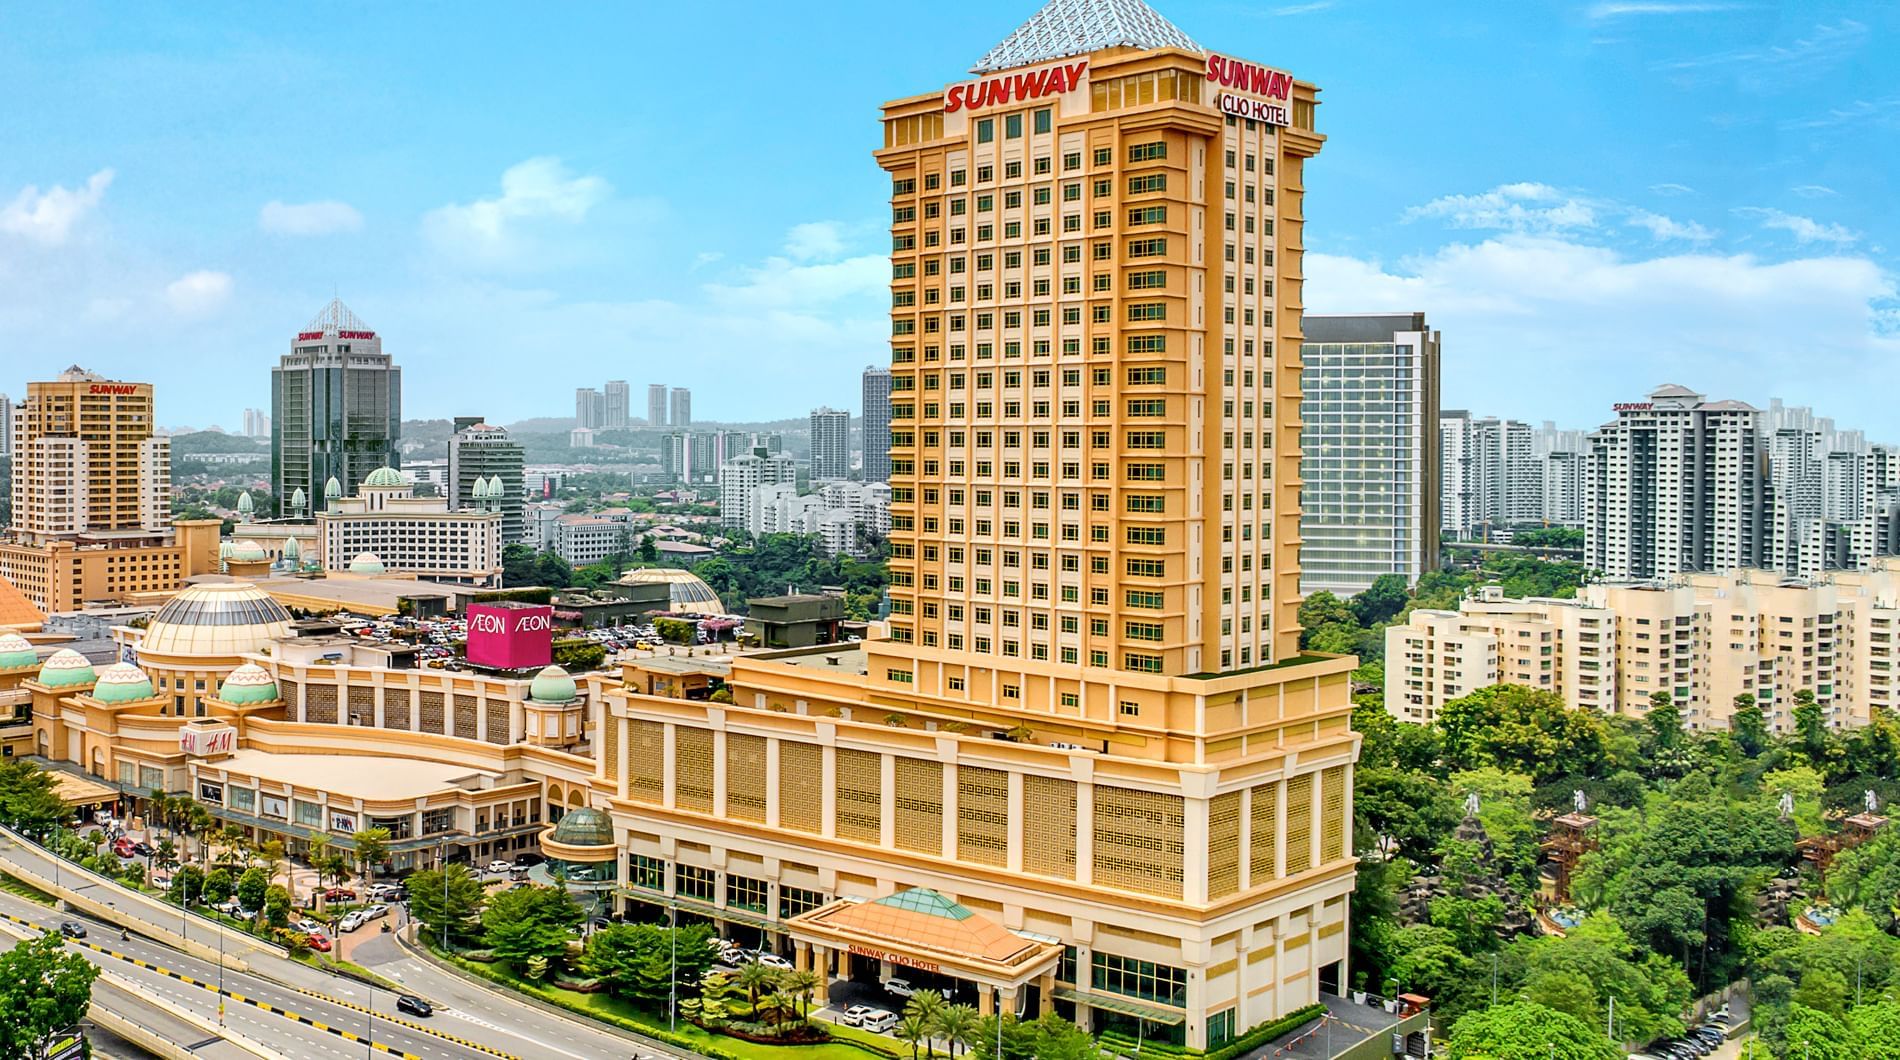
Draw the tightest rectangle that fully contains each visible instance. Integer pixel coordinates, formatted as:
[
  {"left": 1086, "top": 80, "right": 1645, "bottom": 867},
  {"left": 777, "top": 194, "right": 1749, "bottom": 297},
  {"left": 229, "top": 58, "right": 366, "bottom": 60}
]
[{"left": 140, "top": 582, "right": 294, "bottom": 657}]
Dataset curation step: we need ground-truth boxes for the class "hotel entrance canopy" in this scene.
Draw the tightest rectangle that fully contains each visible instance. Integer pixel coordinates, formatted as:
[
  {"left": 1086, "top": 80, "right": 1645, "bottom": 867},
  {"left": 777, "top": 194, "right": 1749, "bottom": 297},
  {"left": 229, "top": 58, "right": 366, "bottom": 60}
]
[{"left": 785, "top": 888, "right": 1061, "bottom": 993}]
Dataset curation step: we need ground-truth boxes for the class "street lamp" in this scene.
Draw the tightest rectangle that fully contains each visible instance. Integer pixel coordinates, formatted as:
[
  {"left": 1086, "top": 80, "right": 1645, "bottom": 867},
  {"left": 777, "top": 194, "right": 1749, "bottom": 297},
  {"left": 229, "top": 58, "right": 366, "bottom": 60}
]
[{"left": 669, "top": 900, "right": 678, "bottom": 1033}]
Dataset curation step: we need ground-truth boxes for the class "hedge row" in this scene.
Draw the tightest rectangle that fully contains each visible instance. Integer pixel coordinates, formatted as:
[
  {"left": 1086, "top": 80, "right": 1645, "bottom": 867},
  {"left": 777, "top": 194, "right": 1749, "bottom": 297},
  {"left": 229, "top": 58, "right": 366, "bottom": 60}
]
[{"left": 1205, "top": 1004, "right": 1328, "bottom": 1060}]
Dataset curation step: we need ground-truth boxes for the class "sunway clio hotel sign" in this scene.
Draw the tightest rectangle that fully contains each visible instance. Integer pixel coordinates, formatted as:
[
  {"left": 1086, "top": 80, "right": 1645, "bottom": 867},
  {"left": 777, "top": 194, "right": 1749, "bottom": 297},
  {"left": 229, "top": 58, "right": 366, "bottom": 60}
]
[{"left": 942, "top": 52, "right": 1294, "bottom": 127}]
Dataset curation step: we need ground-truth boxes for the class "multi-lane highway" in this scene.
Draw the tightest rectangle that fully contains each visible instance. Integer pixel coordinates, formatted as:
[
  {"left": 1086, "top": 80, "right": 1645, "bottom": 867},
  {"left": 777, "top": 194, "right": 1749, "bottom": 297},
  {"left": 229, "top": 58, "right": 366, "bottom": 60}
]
[{"left": 0, "top": 830, "right": 688, "bottom": 1059}]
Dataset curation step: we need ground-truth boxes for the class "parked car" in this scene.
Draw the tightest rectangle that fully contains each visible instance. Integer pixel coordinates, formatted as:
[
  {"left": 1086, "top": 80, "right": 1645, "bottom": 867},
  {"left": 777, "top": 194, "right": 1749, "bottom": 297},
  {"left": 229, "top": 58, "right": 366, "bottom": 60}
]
[
  {"left": 57, "top": 922, "right": 86, "bottom": 939},
  {"left": 861, "top": 1011, "right": 900, "bottom": 1034},
  {"left": 485, "top": 860, "right": 514, "bottom": 874},
  {"left": 513, "top": 853, "right": 545, "bottom": 868},
  {"left": 305, "top": 932, "right": 332, "bottom": 952},
  {"left": 111, "top": 838, "right": 135, "bottom": 858},
  {"left": 324, "top": 887, "right": 357, "bottom": 901},
  {"left": 294, "top": 919, "right": 324, "bottom": 934},
  {"left": 131, "top": 841, "right": 154, "bottom": 857},
  {"left": 339, "top": 913, "right": 366, "bottom": 933},
  {"left": 884, "top": 978, "right": 915, "bottom": 999},
  {"left": 755, "top": 952, "right": 792, "bottom": 970},
  {"left": 363, "top": 904, "right": 390, "bottom": 920},
  {"left": 396, "top": 995, "right": 433, "bottom": 1017},
  {"left": 840, "top": 1005, "right": 882, "bottom": 1027}
]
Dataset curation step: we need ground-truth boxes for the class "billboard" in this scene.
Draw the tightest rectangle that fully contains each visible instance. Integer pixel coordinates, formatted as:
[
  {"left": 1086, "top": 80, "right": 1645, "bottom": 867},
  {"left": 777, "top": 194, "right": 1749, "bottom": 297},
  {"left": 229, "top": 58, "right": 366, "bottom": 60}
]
[{"left": 466, "top": 601, "right": 555, "bottom": 670}]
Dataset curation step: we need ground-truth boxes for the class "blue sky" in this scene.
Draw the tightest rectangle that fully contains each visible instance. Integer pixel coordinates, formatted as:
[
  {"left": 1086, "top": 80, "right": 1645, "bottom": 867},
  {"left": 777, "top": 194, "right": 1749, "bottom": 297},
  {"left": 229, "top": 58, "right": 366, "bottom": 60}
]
[{"left": 0, "top": 0, "right": 1893, "bottom": 435}]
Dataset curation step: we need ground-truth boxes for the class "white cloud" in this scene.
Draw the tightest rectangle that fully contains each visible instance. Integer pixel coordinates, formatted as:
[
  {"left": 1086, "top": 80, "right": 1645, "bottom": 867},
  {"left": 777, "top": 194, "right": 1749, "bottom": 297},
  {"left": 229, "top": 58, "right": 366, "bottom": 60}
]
[
  {"left": 1626, "top": 209, "right": 1715, "bottom": 242},
  {"left": 784, "top": 221, "right": 847, "bottom": 261},
  {"left": 1654, "top": 19, "right": 1867, "bottom": 82},
  {"left": 1272, "top": 1, "right": 1335, "bottom": 14},
  {"left": 164, "top": 270, "right": 233, "bottom": 317},
  {"left": 0, "top": 169, "right": 113, "bottom": 245},
  {"left": 1306, "top": 234, "right": 1900, "bottom": 426},
  {"left": 422, "top": 157, "right": 611, "bottom": 265},
  {"left": 1587, "top": 2, "right": 1741, "bottom": 19},
  {"left": 1790, "top": 185, "right": 1837, "bottom": 198},
  {"left": 259, "top": 200, "right": 363, "bottom": 236},
  {"left": 1404, "top": 183, "right": 1597, "bottom": 234},
  {"left": 1648, "top": 182, "right": 1695, "bottom": 196},
  {"left": 1736, "top": 207, "right": 1858, "bottom": 246}
]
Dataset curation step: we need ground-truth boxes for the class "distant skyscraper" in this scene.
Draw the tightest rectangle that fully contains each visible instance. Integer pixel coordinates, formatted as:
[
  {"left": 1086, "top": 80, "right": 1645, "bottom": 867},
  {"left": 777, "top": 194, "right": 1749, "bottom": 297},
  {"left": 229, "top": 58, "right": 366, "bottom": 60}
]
[
  {"left": 1440, "top": 412, "right": 1538, "bottom": 538},
  {"left": 1300, "top": 313, "right": 1442, "bottom": 595},
  {"left": 1586, "top": 384, "right": 1765, "bottom": 579},
  {"left": 860, "top": 366, "right": 892, "bottom": 485},
  {"left": 575, "top": 388, "right": 606, "bottom": 429},
  {"left": 809, "top": 407, "right": 850, "bottom": 481},
  {"left": 242, "top": 408, "right": 271, "bottom": 439},
  {"left": 0, "top": 393, "right": 12, "bottom": 458},
  {"left": 448, "top": 416, "right": 527, "bottom": 543},
  {"left": 272, "top": 299, "right": 401, "bottom": 507},
  {"left": 670, "top": 387, "right": 692, "bottom": 428},
  {"left": 647, "top": 384, "right": 668, "bottom": 428},
  {"left": 604, "top": 380, "right": 630, "bottom": 429}
]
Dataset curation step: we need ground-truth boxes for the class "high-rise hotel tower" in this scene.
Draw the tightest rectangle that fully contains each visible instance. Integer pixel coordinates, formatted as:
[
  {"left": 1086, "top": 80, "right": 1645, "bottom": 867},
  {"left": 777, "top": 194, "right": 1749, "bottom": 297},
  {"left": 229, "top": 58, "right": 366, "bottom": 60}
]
[{"left": 859, "top": 0, "right": 1358, "bottom": 1041}]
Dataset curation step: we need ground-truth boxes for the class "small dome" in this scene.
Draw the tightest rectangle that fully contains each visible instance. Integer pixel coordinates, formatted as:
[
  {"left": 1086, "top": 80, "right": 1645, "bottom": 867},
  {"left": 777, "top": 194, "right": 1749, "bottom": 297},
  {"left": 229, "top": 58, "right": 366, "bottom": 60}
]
[
  {"left": 230, "top": 539, "right": 268, "bottom": 562},
  {"left": 219, "top": 540, "right": 236, "bottom": 559},
  {"left": 0, "top": 633, "right": 38, "bottom": 671},
  {"left": 218, "top": 663, "right": 279, "bottom": 705},
  {"left": 486, "top": 475, "right": 505, "bottom": 495},
  {"left": 236, "top": 491, "right": 255, "bottom": 515},
  {"left": 472, "top": 477, "right": 490, "bottom": 500},
  {"left": 290, "top": 486, "right": 307, "bottom": 507},
  {"left": 616, "top": 567, "right": 724, "bottom": 615},
  {"left": 282, "top": 536, "right": 301, "bottom": 560},
  {"left": 91, "top": 663, "right": 155, "bottom": 704},
  {"left": 37, "top": 649, "right": 96, "bottom": 688},
  {"left": 548, "top": 807, "right": 613, "bottom": 848},
  {"left": 348, "top": 552, "right": 385, "bottom": 575},
  {"left": 324, "top": 476, "right": 342, "bottom": 499},
  {"left": 529, "top": 665, "right": 577, "bottom": 703},
  {"left": 363, "top": 467, "right": 404, "bottom": 488}
]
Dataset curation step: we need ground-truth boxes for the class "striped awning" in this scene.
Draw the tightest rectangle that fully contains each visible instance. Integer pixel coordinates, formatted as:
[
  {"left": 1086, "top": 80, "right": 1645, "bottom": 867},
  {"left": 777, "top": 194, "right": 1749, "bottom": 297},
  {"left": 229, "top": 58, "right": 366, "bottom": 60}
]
[{"left": 1052, "top": 987, "right": 1186, "bottom": 1025}]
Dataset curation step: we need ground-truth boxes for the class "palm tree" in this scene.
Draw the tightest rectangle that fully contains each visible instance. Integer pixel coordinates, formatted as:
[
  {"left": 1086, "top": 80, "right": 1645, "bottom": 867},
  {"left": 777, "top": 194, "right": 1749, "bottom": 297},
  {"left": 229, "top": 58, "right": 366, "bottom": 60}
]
[
  {"left": 308, "top": 833, "right": 331, "bottom": 887},
  {"left": 736, "top": 962, "right": 780, "bottom": 1016},
  {"left": 931, "top": 1004, "right": 979, "bottom": 1060},
  {"left": 187, "top": 804, "right": 214, "bottom": 865},
  {"left": 781, "top": 969, "right": 823, "bottom": 1020},
  {"left": 896, "top": 1014, "right": 933, "bottom": 1060},
  {"left": 765, "top": 990, "right": 802, "bottom": 1029},
  {"left": 904, "top": 989, "right": 947, "bottom": 1027}
]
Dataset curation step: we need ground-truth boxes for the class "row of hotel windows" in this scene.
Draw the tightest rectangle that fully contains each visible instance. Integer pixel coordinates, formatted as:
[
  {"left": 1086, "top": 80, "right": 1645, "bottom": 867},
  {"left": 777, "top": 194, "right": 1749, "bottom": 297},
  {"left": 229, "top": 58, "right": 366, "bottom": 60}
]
[
  {"left": 895, "top": 171, "right": 1173, "bottom": 222},
  {"left": 891, "top": 144, "right": 1168, "bottom": 193}
]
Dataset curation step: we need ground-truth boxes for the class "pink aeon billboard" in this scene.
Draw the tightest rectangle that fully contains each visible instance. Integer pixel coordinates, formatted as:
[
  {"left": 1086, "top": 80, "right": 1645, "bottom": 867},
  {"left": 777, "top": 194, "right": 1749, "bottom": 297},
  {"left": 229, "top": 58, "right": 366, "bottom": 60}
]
[{"left": 466, "top": 602, "right": 554, "bottom": 669}]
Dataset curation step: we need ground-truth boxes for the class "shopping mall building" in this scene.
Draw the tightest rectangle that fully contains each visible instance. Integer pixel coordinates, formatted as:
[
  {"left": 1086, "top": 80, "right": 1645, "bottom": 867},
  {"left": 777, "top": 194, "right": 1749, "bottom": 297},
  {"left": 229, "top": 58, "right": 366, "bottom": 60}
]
[{"left": 4, "top": 0, "right": 1359, "bottom": 1049}]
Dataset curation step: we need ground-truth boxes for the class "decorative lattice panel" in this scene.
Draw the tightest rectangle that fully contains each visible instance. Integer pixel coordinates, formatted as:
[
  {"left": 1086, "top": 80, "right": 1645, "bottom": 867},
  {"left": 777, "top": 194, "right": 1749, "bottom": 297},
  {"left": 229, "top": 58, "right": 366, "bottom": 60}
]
[
  {"left": 726, "top": 733, "right": 767, "bottom": 822},
  {"left": 1284, "top": 773, "right": 1314, "bottom": 877},
  {"left": 893, "top": 758, "right": 943, "bottom": 855},
  {"left": 778, "top": 742, "right": 822, "bottom": 833},
  {"left": 305, "top": 686, "right": 337, "bottom": 724},
  {"left": 1249, "top": 783, "right": 1279, "bottom": 883},
  {"left": 1320, "top": 766, "right": 1347, "bottom": 864},
  {"left": 1208, "top": 791, "right": 1243, "bottom": 898},
  {"left": 956, "top": 766, "right": 1010, "bottom": 867},
  {"left": 383, "top": 688, "right": 411, "bottom": 730},
  {"left": 1092, "top": 784, "right": 1184, "bottom": 898},
  {"left": 675, "top": 727, "right": 715, "bottom": 813},
  {"left": 834, "top": 748, "right": 883, "bottom": 844},
  {"left": 628, "top": 720, "right": 665, "bottom": 803},
  {"left": 1022, "top": 775, "right": 1076, "bottom": 879}
]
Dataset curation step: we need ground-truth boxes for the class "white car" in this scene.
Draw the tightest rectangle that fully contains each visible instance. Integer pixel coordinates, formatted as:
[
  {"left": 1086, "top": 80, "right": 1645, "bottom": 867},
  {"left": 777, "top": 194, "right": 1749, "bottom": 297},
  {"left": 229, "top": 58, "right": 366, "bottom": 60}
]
[
  {"left": 294, "top": 919, "right": 324, "bottom": 934},
  {"left": 485, "top": 860, "right": 514, "bottom": 874},
  {"left": 339, "top": 912, "right": 366, "bottom": 933},
  {"left": 861, "top": 1011, "right": 899, "bottom": 1034},
  {"left": 363, "top": 904, "right": 389, "bottom": 920},
  {"left": 755, "top": 952, "right": 792, "bottom": 970},
  {"left": 884, "top": 978, "right": 915, "bottom": 999},
  {"left": 840, "top": 1005, "right": 883, "bottom": 1027}
]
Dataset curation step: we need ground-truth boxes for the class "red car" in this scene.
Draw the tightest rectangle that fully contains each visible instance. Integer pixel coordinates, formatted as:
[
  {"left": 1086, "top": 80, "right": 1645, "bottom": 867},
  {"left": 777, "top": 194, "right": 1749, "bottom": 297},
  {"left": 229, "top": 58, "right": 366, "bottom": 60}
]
[
  {"left": 111, "top": 838, "right": 136, "bottom": 858},
  {"left": 305, "top": 932, "right": 332, "bottom": 952},
  {"left": 323, "top": 887, "right": 356, "bottom": 901}
]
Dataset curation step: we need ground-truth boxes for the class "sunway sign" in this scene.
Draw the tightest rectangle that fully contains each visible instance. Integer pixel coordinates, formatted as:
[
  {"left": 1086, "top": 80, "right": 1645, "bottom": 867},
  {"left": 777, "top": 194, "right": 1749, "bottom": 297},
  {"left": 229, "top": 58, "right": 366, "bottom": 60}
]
[
  {"left": 295, "top": 330, "right": 376, "bottom": 341},
  {"left": 1204, "top": 53, "right": 1294, "bottom": 126},
  {"left": 466, "top": 602, "right": 555, "bottom": 670},
  {"left": 1613, "top": 403, "right": 1655, "bottom": 412},
  {"left": 945, "top": 60, "right": 1088, "bottom": 113},
  {"left": 87, "top": 384, "right": 137, "bottom": 396}
]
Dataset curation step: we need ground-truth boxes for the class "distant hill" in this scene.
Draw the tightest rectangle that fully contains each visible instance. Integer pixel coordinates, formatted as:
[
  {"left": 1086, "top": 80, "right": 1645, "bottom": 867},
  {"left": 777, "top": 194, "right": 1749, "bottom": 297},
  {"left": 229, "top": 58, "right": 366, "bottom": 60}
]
[{"left": 169, "top": 431, "right": 270, "bottom": 455}]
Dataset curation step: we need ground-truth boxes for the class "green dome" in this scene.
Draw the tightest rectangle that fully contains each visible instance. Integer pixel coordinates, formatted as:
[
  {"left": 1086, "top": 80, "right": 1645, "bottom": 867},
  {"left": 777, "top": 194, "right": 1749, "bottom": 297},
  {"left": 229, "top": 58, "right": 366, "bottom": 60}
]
[
  {"left": 363, "top": 467, "right": 404, "bottom": 488},
  {"left": 324, "top": 476, "right": 342, "bottom": 499},
  {"left": 219, "top": 540, "right": 236, "bottom": 559},
  {"left": 348, "top": 552, "right": 385, "bottom": 575},
  {"left": 236, "top": 491, "right": 255, "bottom": 515},
  {"left": 282, "top": 536, "right": 301, "bottom": 560},
  {"left": 230, "top": 539, "right": 268, "bottom": 562},
  {"left": 486, "top": 475, "right": 504, "bottom": 495},
  {"left": 472, "top": 477, "right": 490, "bottom": 500},
  {"left": 290, "top": 486, "right": 307, "bottom": 507},
  {"left": 36, "top": 649, "right": 95, "bottom": 688},
  {"left": 529, "top": 665, "right": 577, "bottom": 703},
  {"left": 217, "top": 663, "right": 279, "bottom": 704},
  {"left": 0, "top": 633, "right": 37, "bottom": 671},
  {"left": 91, "top": 663, "right": 155, "bottom": 704},
  {"left": 548, "top": 807, "right": 613, "bottom": 847}
]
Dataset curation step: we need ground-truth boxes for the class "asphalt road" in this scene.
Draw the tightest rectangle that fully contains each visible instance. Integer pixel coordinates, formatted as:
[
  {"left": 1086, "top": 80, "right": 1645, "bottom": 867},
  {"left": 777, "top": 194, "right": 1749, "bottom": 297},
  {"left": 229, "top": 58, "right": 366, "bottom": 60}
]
[{"left": 0, "top": 832, "right": 688, "bottom": 1059}]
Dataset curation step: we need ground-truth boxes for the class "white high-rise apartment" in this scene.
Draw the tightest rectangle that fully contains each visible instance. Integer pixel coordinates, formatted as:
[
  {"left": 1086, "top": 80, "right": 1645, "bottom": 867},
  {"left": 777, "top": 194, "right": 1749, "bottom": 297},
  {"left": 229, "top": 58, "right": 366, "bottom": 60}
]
[
  {"left": 670, "top": 388, "right": 692, "bottom": 428},
  {"left": 860, "top": 366, "right": 892, "bottom": 485},
  {"left": 647, "top": 384, "right": 669, "bottom": 428},
  {"left": 1585, "top": 384, "right": 1765, "bottom": 579},
  {"left": 808, "top": 407, "right": 850, "bottom": 481},
  {"left": 1299, "top": 313, "right": 1441, "bottom": 594},
  {"left": 0, "top": 393, "right": 11, "bottom": 457},
  {"left": 718, "top": 447, "right": 797, "bottom": 531},
  {"left": 574, "top": 388, "right": 606, "bottom": 429},
  {"left": 604, "top": 381, "right": 631, "bottom": 429}
]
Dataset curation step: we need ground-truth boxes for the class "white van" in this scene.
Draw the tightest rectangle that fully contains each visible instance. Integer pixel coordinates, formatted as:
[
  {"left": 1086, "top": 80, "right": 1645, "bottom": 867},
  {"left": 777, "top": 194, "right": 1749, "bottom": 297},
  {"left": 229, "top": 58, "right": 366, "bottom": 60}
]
[{"left": 860, "top": 1011, "right": 899, "bottom": 1034}]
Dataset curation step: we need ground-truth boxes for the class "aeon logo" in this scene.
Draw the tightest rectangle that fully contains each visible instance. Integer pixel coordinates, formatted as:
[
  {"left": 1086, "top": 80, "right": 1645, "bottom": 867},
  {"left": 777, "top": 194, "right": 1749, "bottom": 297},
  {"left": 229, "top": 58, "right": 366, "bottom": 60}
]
[
  {"left": 514, "top": 614, "right": 551, "bottom": 633},
  {"left": 470, "top": 613, "right": 508, "bottom": 634}
]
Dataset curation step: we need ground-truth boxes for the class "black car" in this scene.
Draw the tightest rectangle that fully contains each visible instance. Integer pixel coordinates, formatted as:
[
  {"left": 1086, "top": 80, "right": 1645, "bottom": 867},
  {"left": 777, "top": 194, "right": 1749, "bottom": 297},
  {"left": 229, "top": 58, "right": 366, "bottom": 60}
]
[
  {"left": 395, "top": 995, "right": 433, "bottom": 1017},
  {"left": 132, "top": 841, "right": 154, "bottom": 857},
  {"left": 57, "top": 922, "right": 86, "bottom": 938}
]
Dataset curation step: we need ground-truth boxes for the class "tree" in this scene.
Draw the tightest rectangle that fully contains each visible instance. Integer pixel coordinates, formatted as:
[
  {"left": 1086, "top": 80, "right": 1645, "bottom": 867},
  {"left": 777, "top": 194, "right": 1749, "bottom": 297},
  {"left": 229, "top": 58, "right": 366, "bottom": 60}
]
[
  {"left": 1730, "top": 693, "right": 1770, "bottom": 757},
  {"left": 0, "top": 933, "right": 99, "bottom": 1059},
  {"left": 236, "top": 866, "right": 268, "bottom": 913},
  {"left": 352, "top": 827, "right": 390, "bottom": 890},
  {"left": 780, "top": 969, "right": 823, "bottom": 1020},
  {"left": 1297, "top": 591, "right": 1356, "bottom": 650},
  {"left": 735, "top": 961, "right": 781, "bottom": 1014},
  {"left": 638, "top": 534, "right": 659, "bottom": 563},
  {"left": 202, "top": 867, "right": 235, "bottom": 905},
  {"left": 502, "top": 544, "right": 540, "bottom": 588},
  {"left": 1444, "top": 1001, "right": 1621, "bottom": 1060},
  {"left": 1350, "top": 574, "right": 1410, "bottom": 628},
  {"left": 896, "top": 1014, "right": 932, "bottom": 1060},
  {"left": 1437, "top": 685, "right": 1613, "bottom": 785},
  {"left": 582, "top": 922, "right": 714, "bottom": 1009},
  {"left": 257, "top": 839, "right": 285, "bottom": 901},
  {"left": 1025, "top": 1014, "right": 1100, "bottom": 1060},
  {"left": 407, "top": 864, "right": 487, "bottom": 946},
  {"left": 263, "top": 884, "right": 292, "bottom": 928},
  {"left": 481, "top": 885, "right": 583, "bottom": 974},
  {"left": 1793, "top": 689, "right": 1832, "bottom": 763},
  {"left": 535, "top": 552, "right": 573, "bottom": 589},
  {"left": 1782, "top": 1004, "right": 1857, "bottom": 1060},
  {"left": 930, "top": 1003, "right": 980, "bottom": 1060},
  {"left": 0, "top": 761, "right": 70, "bottom": 837},
  {"left": 1851, "top": 1003, "right": 1900, "bottom": 1059},
  {"left": 169, "top": 864, "right": 205, "bottom": 904}
]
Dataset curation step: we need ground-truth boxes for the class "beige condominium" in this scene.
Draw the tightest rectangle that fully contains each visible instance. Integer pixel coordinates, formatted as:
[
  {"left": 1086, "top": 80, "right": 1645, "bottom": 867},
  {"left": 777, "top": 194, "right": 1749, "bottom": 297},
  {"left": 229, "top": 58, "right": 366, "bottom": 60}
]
[{"left": 590, "top": 0, "right": 1359, "bottom": 1049}]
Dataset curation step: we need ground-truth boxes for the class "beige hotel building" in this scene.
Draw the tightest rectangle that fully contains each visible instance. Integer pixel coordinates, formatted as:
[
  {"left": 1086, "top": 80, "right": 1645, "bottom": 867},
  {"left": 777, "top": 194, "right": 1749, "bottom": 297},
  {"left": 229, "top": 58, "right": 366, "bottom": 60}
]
[{"left": 4, "top": 0, "right": 1361, "bottom": 1050}]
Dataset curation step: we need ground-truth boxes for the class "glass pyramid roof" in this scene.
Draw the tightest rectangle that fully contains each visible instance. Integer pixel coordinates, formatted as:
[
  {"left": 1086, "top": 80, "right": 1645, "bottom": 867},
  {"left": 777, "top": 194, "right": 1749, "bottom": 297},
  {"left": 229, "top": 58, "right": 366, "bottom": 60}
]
[
  {"left": 872, "top": 887, "right": 975, "bottom": 920},
  {"left": 972, "top": 0, "right": 1201, "bottom": 74}
]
